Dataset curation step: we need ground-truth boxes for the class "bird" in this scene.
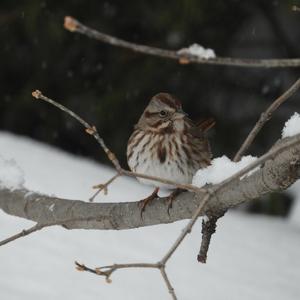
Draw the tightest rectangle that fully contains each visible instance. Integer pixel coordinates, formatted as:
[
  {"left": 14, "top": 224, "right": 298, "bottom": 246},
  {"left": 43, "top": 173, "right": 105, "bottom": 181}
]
[{"left": 127, "top": 92, "right": 214, "bottom": 214}]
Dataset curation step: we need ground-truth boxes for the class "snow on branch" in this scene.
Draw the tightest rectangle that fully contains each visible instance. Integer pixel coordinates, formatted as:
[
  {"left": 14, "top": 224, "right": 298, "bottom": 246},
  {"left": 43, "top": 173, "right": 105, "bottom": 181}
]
[
  {"left": 0, "top": 156, "right": 24, "bottom": 190},
  {"left": 282, "top": 112, "right": 300, "bottom": 138},
  {"left": 63, "top": 16, "right": 300, "bottom": 68},
  {"left": 177, "top": 44, "right": 216, "bottom": 60},
  {"left": 192, "top": 155, "right": 258, "bottom": 187}
]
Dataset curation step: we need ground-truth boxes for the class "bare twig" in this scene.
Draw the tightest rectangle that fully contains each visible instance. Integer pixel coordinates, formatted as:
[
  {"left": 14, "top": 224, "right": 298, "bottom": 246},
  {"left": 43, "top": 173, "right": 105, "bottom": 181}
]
[
  {"left": 75, "top": 261, "right": 177, "bottom": 298},
  {"left": 32, "top": 90, "right": 122, "bottom": 171},
  {"left": 122, "top": 170, "right": 204, "bottom": 192},
  {"left": 32, "top": 90, "right": 205, "bottom": 195},
  {"left": 159, "top": 267, "right": 177, "bottom": 300},
  {"left": 63, "top": 16, "right": 300, "bottom": 68},
  {"left": 90, "top": 172, "right": 121, "bottom": 202},
  {"left": 75, "top": 261, "right": 158, "bottom": 280},
  {"left": 0, "top": 223, "right": 46, "bottom": 246},
  {"left": 234, "top": 77, "right": 300, "bottom": 161},
  {"left": 0, "top": 217, "right": 97, "bottom": 247},
  {"left": 160, "top": 193, "right": 211, "bottom": 265}
]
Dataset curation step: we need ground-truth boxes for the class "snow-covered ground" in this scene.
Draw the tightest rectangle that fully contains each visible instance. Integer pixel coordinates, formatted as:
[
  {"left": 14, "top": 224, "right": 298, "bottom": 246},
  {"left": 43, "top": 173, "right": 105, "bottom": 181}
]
[{"left": 1, "top": 131, "right": 300, "bottom": 300}]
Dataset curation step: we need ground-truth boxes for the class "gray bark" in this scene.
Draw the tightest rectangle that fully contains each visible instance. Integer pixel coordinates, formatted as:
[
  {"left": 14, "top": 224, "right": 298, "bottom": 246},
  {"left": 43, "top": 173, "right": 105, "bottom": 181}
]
[{"left": 0, "top": 136, "right": 300, "bottom": 231}]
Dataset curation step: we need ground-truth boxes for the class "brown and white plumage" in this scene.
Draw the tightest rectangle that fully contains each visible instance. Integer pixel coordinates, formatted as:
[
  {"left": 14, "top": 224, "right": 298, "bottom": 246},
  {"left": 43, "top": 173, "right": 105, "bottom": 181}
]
[{"left": 127, "top": 93, "right": 214, "bottom": 189}]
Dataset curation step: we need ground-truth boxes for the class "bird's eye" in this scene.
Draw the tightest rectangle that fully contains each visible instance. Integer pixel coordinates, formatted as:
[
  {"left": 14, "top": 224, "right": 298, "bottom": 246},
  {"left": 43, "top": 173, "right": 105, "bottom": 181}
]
[{"left": 159, "top": 110, "right": 168, "bottom": 118}]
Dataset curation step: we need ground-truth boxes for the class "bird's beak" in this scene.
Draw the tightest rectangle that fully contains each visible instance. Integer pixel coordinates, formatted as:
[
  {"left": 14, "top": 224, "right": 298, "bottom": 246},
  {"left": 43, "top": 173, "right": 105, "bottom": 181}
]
[{"left": 173, "top": 109, "right": 188, "bottom": 119}]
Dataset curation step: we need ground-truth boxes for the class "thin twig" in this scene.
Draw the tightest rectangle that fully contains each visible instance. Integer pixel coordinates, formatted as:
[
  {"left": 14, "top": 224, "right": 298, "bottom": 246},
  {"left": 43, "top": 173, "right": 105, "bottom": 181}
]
[
  {"left": 122, "top": 170, "right": 204, "bottom": 192},
  {"left": 63, "top": 16, "right": 300, "bottom": 68},
  {"left": 0, "top": 223, "right": 46, "bottom": 246},
  {"left": 75, "top": 261, "right": 158, "bottom": 280},
  {"left": 32, "top": 90, "right": 205, "bottom": 194},
  {"left": 75, "top": 260, "right": 177, "bottom": 298},
  {"left": 159, "top": 267, "right": 177, "bottom": 300},
  {"left": 90, "top": 172, "right": 121, "bottom": 202},
  {"left": 160, "top": 193, "right": 211, "bottom": 264},
  {"left": 32, "top": 90, "right": 122, "bottom": 171},
  {"left": 234, "top": 77, "right": 300, "bottom": 161}
]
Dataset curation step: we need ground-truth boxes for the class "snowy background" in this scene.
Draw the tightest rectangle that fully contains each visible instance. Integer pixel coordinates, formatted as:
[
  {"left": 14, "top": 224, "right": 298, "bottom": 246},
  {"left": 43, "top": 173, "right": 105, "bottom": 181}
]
[{"left": 1, "top": 131, "right": 300, "bottom": 300}]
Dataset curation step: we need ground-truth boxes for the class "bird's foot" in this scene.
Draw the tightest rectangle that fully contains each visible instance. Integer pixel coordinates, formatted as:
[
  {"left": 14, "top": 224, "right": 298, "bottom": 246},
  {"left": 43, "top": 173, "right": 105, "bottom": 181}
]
[
  {"left": 138, "top": 187, "right": 159, "bottom": 218},
  {"left": 166, "top": 188, "right": 184, "bottom": 215}
]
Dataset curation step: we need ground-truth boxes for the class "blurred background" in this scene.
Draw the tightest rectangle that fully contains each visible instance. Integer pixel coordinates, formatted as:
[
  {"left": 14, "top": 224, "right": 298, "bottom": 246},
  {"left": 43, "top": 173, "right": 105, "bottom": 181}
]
[{"left": 1, "top": 0, "right": 300, "bottom": 215}]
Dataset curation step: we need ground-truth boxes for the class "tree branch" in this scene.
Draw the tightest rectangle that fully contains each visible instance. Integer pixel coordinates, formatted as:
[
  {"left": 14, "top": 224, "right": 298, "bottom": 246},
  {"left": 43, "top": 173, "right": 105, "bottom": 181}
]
[
  {"left": 159, "top": 267, "right": 177, "bottom": 300},
  {"left": 63, "top": 16, "right": 300, "bottom": 68},
  {"left": 32, "top": 90, "right": 122, "bottom": 171},
  {"left": 75, "top": 261, "right": 158, "bottom": 280},
  {"left": 75, "top": 261, "right": 177, "bottom": 299},
  {"left": 1, "top": 134, "right": 300, "bottom": 233}
]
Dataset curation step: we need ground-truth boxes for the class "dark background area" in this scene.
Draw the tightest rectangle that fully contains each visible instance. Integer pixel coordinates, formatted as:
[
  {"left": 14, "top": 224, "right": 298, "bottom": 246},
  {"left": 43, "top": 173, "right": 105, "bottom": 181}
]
[{"left": 1, "top": 0, "right": 300, "bottom": 215}]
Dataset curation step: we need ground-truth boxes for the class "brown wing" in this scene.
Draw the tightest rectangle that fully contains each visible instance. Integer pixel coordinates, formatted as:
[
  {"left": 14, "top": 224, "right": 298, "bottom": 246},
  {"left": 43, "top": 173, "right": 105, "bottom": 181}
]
[{"left": 183, "top": 117, "right": 215, "bottom": 167}]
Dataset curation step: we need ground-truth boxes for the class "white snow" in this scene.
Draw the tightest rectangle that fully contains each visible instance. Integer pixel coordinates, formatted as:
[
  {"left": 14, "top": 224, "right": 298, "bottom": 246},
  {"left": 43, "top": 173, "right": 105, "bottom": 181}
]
[
  {"left": 177, "top": 43, "right": 216, "bottom": 59},
  {"left": 48, "top": 203, "right": 55, "bottom": 212},
  {"left": 192, "top": 155, "right": 258, "bottom": 187},
  {"left": 0, "top": 156, "right": 24, "bottom": 190},
  {"left": 282, "top": 112, "right": 300, "bottom": 138},
  {"left": 1, "top": 131, "right": 300, "bottom": 300}
]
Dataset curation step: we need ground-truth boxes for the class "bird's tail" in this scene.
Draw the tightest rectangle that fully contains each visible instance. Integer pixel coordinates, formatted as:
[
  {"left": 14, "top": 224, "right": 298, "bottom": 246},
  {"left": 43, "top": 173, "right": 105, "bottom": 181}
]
[{"left": 197, "top": 118, "right": 216, "bottom": 132}]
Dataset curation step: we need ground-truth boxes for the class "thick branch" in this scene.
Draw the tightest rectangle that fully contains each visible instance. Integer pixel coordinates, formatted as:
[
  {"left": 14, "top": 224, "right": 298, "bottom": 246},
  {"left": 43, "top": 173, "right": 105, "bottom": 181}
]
[
  {"left": 1, "top": 135, "right": 300, "bottom": 231},
  {"left": 63, "top": 16, "right": 300, "bottom": 68}
]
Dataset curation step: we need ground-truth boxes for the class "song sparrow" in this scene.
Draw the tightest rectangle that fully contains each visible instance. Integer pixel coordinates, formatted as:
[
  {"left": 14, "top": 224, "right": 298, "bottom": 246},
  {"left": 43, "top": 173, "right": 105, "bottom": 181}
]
[{"left": 127, "top": 92, "right": 214, "bottom": 212}]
